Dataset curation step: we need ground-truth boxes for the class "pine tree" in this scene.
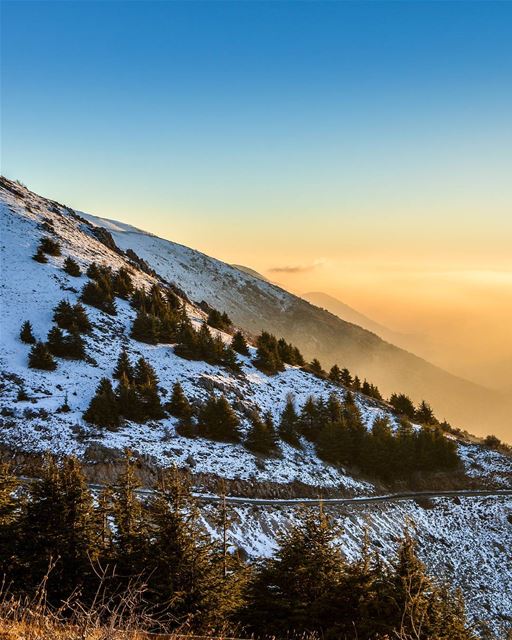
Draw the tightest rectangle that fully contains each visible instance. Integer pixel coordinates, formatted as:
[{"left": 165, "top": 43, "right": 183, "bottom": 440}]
[
  {"left": 245, "top": 411, "right": 278, "bottom": 455},
  {"left": 340, "top": 367, "right": 353, "bottom": 387},
  {"left": 253, "top": 332, "right": 284, "bottom": 375},
  {"left": 113, "top": 347, "right": 134, "bottom": 382},
  {"left": 115, "top": 373, "right": 140, "bottom": 421},
  {"left": 111, "top": 451, "right": 148, "bottom": 581},
  {"left": 39, "top": 236, "right": 61, "bottom": 256},
  {"left": 352, "top": 375, "right": 361, "bottom": 391},
  {"left": 81, "top": 279, "right": 116, "bottom": 315},
  {"left": 0, "top": 463, "right": 21, "bottom": 578},
  {"left": 28, "top": 341, "right": 57, "bottom": 370},
  {"left": 167, "top": 382, "right": 193, "bottom": 420},
  {"left": 199, "top": 395, "right": 241, "bottom": 442},
  {"left": 416, "top": 400, "right": 437, "bottom": 425},
  {"left": 53, "top": 299, "right": 75, "bottom": 329},
  {"left": 147, "top": 468, "right": 229, "bottom": 626},
  {"left": 83, "top": 378, "right": 120, "bottom": 429},
  {"left": 32, "top": 247, "right": 48, "bottom": 263},
  {"left": 63, "top": 256, "right": 81, "bottom": 277},
  {"left": 63, "top": 329, "right": 86, "bottom": 360},
  {"left": 242, "top": 509, "right": 344, "bottom": 635},
  {"left": 134, "top": 356, "right": 164, "bottom": 420},
  {"left": 47, "top": 326, "right": 66, "bottom": 356},
  {"left": 20, "top": 456, "right": 99, "bottom": 603},
  {"left": 278, "top": 396, "right": 301, "bottom": 447},
  {"left": 307, "top": 358, "right": 325, "bottom": 378},
  {"left": 19, "top": 320, "right": 36, "bottom": 344},
  {"left": 131, "top": 310, "right": 160, "bottom": 344},
  {"left": 389, "top": 392, "right": 416, "bottom": 420},
  {"left": 328, "top": 364, "right": 342, "bottom": 385},
  {"left": 112, "top": 267, "right": 134, "bottom": 299},
  {"left": 231, "top": 330, "right": 249, "bottom": 355}
]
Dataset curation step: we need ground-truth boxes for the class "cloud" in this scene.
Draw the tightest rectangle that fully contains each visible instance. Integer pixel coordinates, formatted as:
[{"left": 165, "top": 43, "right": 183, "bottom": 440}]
[{"left": 268, "top": 260, "right": 325, "bottom": 274}]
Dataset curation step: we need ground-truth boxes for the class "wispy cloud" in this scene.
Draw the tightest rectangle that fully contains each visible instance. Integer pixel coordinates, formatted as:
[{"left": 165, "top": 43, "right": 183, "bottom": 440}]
[{"left": 268, "top": 260, "right": 325, "bottom": 274}]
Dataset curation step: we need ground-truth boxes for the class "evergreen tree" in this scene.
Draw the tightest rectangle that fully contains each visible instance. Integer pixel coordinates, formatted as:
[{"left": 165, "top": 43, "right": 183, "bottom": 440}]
[
  {"left": 416, "top": 400, "right": 437, "bottom": 425},
  {"left": 63, "top": 256, "right": 81, "bottom": 276},
  {"left": 134, "top": 356, "right": 164, "bottom": 420},
  {"left": 352, "top": 375, "right": 361, "bottom": 391},
  {"left": 340, "top": 367, "right": 353, "bottom": 387},
  {"left": 115, "top": 373, "right": 140, "bottom": 422},
  {"left": 47, "top": 326, "right": 66, "bottom": 356},
  {"left": 81, "top": 279, "right": 116, "bottom": 315},
  {"left": 242, "top": 509, "right": 344, "bottom": 635},
  {"left": 83, "top": 378, "right": 119, "bottom": 429},
  {"left": 147, "top": 468, "right": 230, "bottom": 626},
  {"left": 167, "top": 382, "right": 193, "bottom": 420},
  {"left": 253, "top": 332, "right": 284, "bottom": 375},
  {"left": 0, "top": 463, "right": 21, "bottom": 578},
  {"left": 39, "top": 236, "right": 61, "bottom": 256},
  {"left": 19, "top": 320, "right": 36, "bottom": 344},
  {"left": 63, "top": 329, "right": 86, "bottom": 360},
  {"left": 328, "top": 364, "right": 342, "bottom": 385},
  {"left": 207, "top": 308, "right": 232, "bottom": 331},
  {"left": 32, "top": 247, "right": 48, "bottom": 263},
  {"left": 111, "top": 451, "right": 148, "bottom": 581},
  {"left": 231, "top": 330, "right": 249, "bottom": 355},
  {"left": 20, "top": 456, "right": 99, "bottom": 603},
  {"left": 199, "top": 395, "right": 241, "bottom": 442},
  {"left": 113, "top": 347, "right": 134, "bottom": 382},
  {"left": 53, "top": 299, "right": 75, "bottom": 329},
  {"left": 112, "top": 267, "right": 134, "bottom": 299},
  {"left": 278, "top": 396, "right": 301, "bottom": 447},
  {"left": 28, "top": 341, "right": 57, "bottom": 370},
  {"left": 131, "top": 310, "right": 160, "bottom": 344},
  {"left": 299, "top": 395, "right": 321, "bottom": 441},
  {"left": 389, "top": 392, "right": 416, "bottom": 419},
  {"left": 245, "top": 411, "right": 278, "bottom": 455},
  {"left": 307, "top": 358, "right": 325, "bottom": 378}
]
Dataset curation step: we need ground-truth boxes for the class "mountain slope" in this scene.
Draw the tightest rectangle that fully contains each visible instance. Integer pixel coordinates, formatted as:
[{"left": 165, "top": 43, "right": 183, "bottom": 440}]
[
  {"left": 82, "top": 213, "right": 510, "bottom": 440},
  {"left": 1, "top": 178, "right": 511, "bottom": 636}
]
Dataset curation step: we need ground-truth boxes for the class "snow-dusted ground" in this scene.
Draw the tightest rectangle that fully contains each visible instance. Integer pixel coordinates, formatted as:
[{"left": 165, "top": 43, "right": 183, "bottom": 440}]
[
  {"left": 201, "top": 495, "right": 512, "bottom": 637},
  {"left": 1, "top": 180, "right": 512, "bottom": 635}
]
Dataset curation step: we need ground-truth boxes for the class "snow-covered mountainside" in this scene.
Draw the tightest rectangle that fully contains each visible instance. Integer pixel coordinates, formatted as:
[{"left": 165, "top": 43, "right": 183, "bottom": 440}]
[
  {"left": 1, "top": 178, "right": 511, "bottom": 635},
  {"left": 80, "top": 210, "right": 511, "bottom": 441}
]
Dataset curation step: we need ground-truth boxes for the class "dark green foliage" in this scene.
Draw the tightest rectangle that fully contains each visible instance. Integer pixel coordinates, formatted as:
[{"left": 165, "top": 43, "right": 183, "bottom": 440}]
[
  {"left": 115, "top": 373, "right": 140, "bottom": 421},
  {"left": 174, "top": 321, "right": 239, "bottom": 370},
  {"left": 307, "top": 358, "right": 325, "bottom": 378},
  {"left": 253, "top": 331, "right": 285, "bottom": 374},
  {"left": 19, "top": 320, "right": 35, "bottom": 344},
  {"left": 131, "top": 309, "right": 161, "bottom": 344},
  {"left": 19, "top": 456, "right": 99, "bottom": 602},
  {"left": 47, "top": 324, "right": 86, "bottom": 360},
  {"left": 81, "top": 279, "right": 116, "bottom": 315},
  {"left": 167, "top": 382, "right": 193, "bottom": 421},
  {"left": 53, "top": 300, "right": 91, "bottom": 333},
  {"left": 231, "top": 330, "right": 249, "bottom": 355},
  {"left": 328, "top": 364, "right": 342, "bottom": 384},
  {"left": 199, "top": 395, "right": 241, "bottom": 442},
  {"left": 63, "top": 256, "right": 81, "bottom": 276},
  {"left": 28, "top": 341, "right": 57, "bottom": 370},
  {"left": 133, "top": 356, "right": 165, "bottom": 420},
  {"left": 112, "top": 266, "right": 134, "bottom": 299},
  {"left": 353, "top": 375, "right": 361, "bottom": 391},
  {"left": 340, "top": 367, "right": 353, "bottom": 387},
  {"left": 207, "top": 308, "right": 232, "bottom": 331},
  {"left": 147, "top": 468, "right": 232, "bottom": 626},
  {"left": 361, "top": 379, "right": 382, "bottom": 400},
  {"left": 242, "top": 515, "right": 474, "bottom": 640},
  {"left": 416, "top": 399, "right": 438, "bottom": 425},
  {"left": 245, "top": 411, "right": 279, "bottom": 455},
  {"left": 38, "top": 236, "right": 61, "bottom": 256},
  {"left": 83, "top": 378, "right": 120, "bottom": 429},
  {"left": 278, "top": 396, "right": 301, "bottom": 447},
  {"left": 113, "top": 347, "right": 134, "bottom": 381},
  {"left": 32, "top": 247, "right": 48, "bottom": 263},
  {"left": 389, "top": 392, "right": 416, "bottom": 419}
]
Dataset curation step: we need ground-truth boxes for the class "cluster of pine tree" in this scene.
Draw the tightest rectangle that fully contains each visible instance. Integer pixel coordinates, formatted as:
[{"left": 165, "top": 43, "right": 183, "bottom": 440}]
[
  {"left": 206, "top": 307, "right": 232, "bottom": 331},
  {"left": 83, "top": 349, "right": 164, "bottom": 429},
  {"left": 389, "top": 393, "right": 440, "bottom": 425},
  {"left": 32, "top": 235, "right": 61, "bottom": 263},
  {"left": 253, "top": 331, "right": 305, "bottom": 374},
  {"left": 22, "top": 300, "right": 92, "bottom": 370},
  {"left": 131, "top": 283, "right": 181, "bottom": 344},
  {"left": 276, "top": 393, "right": 459, "bottom": 481},
  {"left": 327, "top": 363, "right": 383, "bottom": 400},
  {"left": 174, "top": 320, "right": 241, "bottom": 371},
  {"left": 63, "top": 256, "right": 81, "bottom": 276},
  {"left": 80, "top": 262, "right": 133, "bottom": 315},
  {"left": 0, "top": 457, "right": 475, "bottom": 639}
]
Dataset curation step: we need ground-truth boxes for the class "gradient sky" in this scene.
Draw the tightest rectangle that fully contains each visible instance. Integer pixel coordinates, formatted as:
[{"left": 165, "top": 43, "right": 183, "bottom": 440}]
[{"left": 2, "top": 0, "right": 512, "bottom": 388}]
